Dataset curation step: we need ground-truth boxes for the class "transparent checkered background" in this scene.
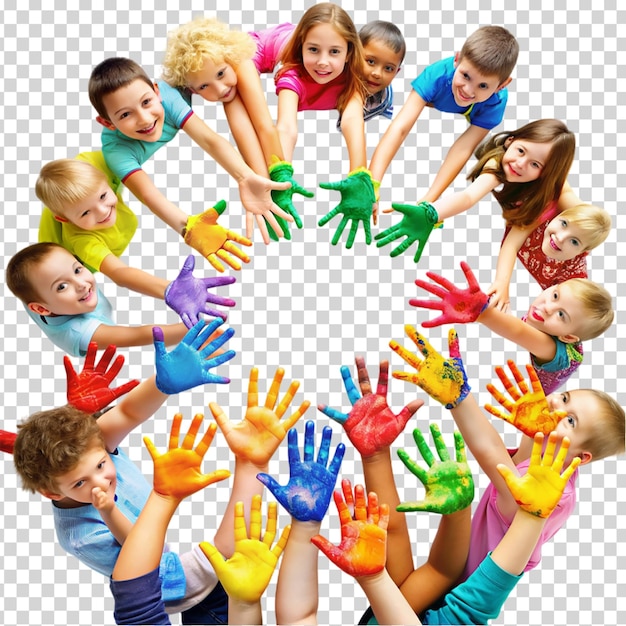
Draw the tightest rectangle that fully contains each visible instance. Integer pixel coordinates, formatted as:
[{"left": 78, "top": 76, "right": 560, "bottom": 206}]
[{"left": 0, "top": 0, "right": 624, "bottom": 624}]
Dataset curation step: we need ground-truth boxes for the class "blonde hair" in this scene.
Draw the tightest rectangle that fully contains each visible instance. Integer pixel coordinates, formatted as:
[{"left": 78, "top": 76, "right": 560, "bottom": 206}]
[
  {"left": 459, "top": 25, "right": 519, "bottom": 84},
  {"left": 162, "top": 17, "right": 256, "bottom": 88},
  {"left": 36, "top": 159, "right": 109, "bottom": 217},
  {"left": 276, "top": 2, "right": 367, "bottom": 114},
  {"left": 469, "top": 119, "right": 576, "bottom": 227},
  {"left": 579, "top": 389, "right": 625, "bottom": 461},
  {"left": 564, "top": 278, "right": 614, "bottom": 341},
  {"left": 556, "top": 203, "right": 611, "bottom": 252}
]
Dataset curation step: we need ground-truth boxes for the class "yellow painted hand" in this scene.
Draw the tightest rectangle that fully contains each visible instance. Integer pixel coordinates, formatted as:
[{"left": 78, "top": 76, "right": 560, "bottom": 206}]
[
  {"left": 200, "top": 495, "right": 291, "bottom": 603},
  {"left": 209, "top": 366, "right": 310, "bottom": 466},
  {"left": 144, "top": 412, "right": 231, "bottom": 500},
  {"left": 485, "top": 361, "right": 567, "bottom": 436},
  {"left": 497, "top": 432, "right": 581, "bottom": 518}
]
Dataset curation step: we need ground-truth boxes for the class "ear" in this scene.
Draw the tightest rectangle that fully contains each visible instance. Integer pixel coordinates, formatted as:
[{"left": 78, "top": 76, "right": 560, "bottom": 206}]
[
  {"left": 27, "top": 302, "right": 52, "bottom": 316},
  {"left": 153, "top": 82, "right": 161, "bottom": 99},
  {"left": 504, "top": 135, "right": 514, "bottom": 148},
  {"left": 453, "top": 51, "right": 459, "bottom": 66},
  {"left": 96, "top": 115, "right": 116, "bottom": 130},
  {"left": 39, "top": 489, "right": 63, "bottom": 501},
  {"left": 558, "top": 332, "right": 580, "bottom": 344},
  {"left": 497, "top": 77, "right": 512, "bottom": 91},
  {"left": 53, "top": 215, "right": 69, "bottom": 223},
  {"left": 578, "top": 450, "right": 593, "bottom": 466}
]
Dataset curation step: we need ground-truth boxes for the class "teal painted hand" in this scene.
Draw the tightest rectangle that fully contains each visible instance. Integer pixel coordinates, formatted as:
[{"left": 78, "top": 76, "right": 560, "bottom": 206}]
[
  {"left": 397, "top": 423, "right": 474, "bottom": 514},
  {"left": 375, "top": 202, "right": 439, "bottom": 263},
  {"left": 318, "top": 168, "right": 376, "bottom": 248}
]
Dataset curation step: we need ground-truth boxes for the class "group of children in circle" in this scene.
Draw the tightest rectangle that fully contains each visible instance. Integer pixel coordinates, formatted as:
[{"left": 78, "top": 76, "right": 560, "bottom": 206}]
[{"left": 3, "top": 2, "right": 624, "bottom": 624}]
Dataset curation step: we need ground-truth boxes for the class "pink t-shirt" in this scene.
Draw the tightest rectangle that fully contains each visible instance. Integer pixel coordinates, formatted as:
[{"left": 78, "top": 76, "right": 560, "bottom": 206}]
[
  {"left": 461, "top": 455, "right": 578, "bottom": 581},
  {"left": 503, "top": 201, "right": 589, "bottom": 290},
  {"left": 275, "top": 68, "right": 347, "bottom": 111},
  {"left": 249, "top": 23, "right": 295, "bottom": 74}
]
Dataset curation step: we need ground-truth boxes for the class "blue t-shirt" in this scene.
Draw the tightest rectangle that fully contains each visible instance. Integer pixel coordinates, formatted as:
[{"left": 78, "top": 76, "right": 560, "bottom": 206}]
[
  {"left": 412, "top": 56, "right": 508, "bottom": 129},
  {"left": 101, "top": 80, "right": 194, "bottom": 182}
]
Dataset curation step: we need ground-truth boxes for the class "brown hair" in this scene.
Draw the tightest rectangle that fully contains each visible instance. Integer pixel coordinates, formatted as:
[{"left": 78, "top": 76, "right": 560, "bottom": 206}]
[
  {"left": 89, "top": 57, "right": 154, "bottom": 121},
  {"left": 6, "top": 242, "right": 69, "bottom": 305},
  {"left": 579, "top": 389, "right": 625, "bottom": 461},
  {"left": 469, "top": 119, "right": 576, "bottom": 227},
  {"left": 459, "top": 25, "right": 519, "bottom": 83},
  {"left": 359, "top": 20, "right": 406, "bottom": 63},
  {"left": 276, "top": 2, "right": 367, "bottom": 113},
  {"left": 13, "top": 406, "right": 105, "bottom": 494}
]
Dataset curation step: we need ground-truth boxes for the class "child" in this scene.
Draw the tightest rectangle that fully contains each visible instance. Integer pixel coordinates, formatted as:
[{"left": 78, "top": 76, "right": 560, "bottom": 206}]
[
  {"left": 6, "top": 242, "right": 187, "bottom": 356},
  {"left": 390, "top": 327, "right": 625, "bottom": 582},
  {"left": 35, "top": 155, "right": 237, "bottom": 316},
  {"left": 375, "top": 119, "right": 578, "bottom": 265},
  {"left": 12, "top": 322, "right": 235, "bottom": 622},
  {"left": 161, "top": 17, "right": 313, "bottom": 241},
  {"left": 369, "top": 25, "right": 519, "bottom": 206},
  {"left": 410, "top": 261, "right": 614, "bottom": 393},
  {"left": 88, "top": 56, "right": 292, "bottom": 249}
]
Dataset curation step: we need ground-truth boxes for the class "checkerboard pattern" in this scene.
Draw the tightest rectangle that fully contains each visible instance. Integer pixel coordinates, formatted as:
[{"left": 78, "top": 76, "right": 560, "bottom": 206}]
[{"left": 0, "top": 1, "right": 624, "bottom": 624}]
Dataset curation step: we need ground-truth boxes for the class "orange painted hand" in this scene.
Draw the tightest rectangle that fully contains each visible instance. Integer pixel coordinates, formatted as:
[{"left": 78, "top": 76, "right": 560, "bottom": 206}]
[
  {"left": 311, "top": 480, "right": 389, "bottom": 579},
  {"left": 209, "top": 366, "right": 311, "bottom": 466},
  {"left": 485, "top": 361, "right": 567, "bottom": 437},
  {"left": 199, "top": 495, "right": 291, "bottom": 603},
  {"left": 390, "top": 326, "right": 470, "bottom": 409},
  {"left": 144, "top": 412, "right": 231, "bottom": 501},
  {"left": 184, "top": 200, "right": 252, "bottom": 272},
  {"left": 497, "top": 432, "right": 581, "bottom": 518}
]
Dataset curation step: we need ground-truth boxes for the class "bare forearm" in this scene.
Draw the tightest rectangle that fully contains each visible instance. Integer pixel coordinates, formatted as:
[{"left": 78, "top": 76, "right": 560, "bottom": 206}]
[
  {"left": 99, "top": 504, "right": 134, "bottom": 546},
  {"left": 90, "top": 322, "right": 187, "bottom": 350},
  {"left": 358, "top": 570, "right": 421, "bottom": 625},
  {"left": 228, "top": 598, "right": 263, "bottom": 626},
  {"left": 491, "top": 509, "right": 545, "bottom": 575},
  {"left": 101, "top": 265, "right": 169, "bottom": 300}
]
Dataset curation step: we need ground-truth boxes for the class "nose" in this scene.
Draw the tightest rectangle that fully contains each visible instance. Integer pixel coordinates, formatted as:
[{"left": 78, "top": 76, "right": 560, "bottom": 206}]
[{"left": 371, "top": 65, "right": 381, "bottom": 78}]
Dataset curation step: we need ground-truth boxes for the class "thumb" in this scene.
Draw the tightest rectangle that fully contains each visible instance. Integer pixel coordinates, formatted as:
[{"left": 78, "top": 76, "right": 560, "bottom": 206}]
[
  {"left": 178, "top": 254, "right": 195, "bottom": 277},
  {"left": 63, "top": 355, "right": 77, "bottom": 384},
  {"left": 212, "top": 200, "right": 227, "bottom": 217}
]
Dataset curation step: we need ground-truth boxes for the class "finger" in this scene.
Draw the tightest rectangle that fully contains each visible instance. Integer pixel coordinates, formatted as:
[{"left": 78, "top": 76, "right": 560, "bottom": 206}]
[
  {"left": 83, "top": 341, "right": 98, "bottom": 372},
  {"left": 257, "top": 213, "right": 276, "bottom": 245},
  {"left": 355, "top": 356, "right": 372, "bottom": 396},
  {"left": 486, "top": 383, "right": 515, "bottom": 413},
  {"left": 102, "top": 353, "right": 125, "bottom": 384},
  {"left": 389, "top": 237, "right": 414, "bottom": 258},
  {"left": 194, "top": 420, "right": 218, "bottom": 458},
  {"left": 374, "top": 226, "right": 401, "bottom": 247},
  {"left": 256, "top": 472, "right": 282, "bottom": 497},
  {"left": 272, "top": 524, "right": 291, "bottom": 558},
  {"left": 199, "top": 542, "right": 227, "bottom": 576},
  {"left": 224, "top": 230, "right": 253, "bottom": 247},
  {"left": 318, "top": 180, "right": 342, "bottom": 192},
  {"left": 507, "top": 360, "right": 530, "bottom": 395},
  {"left": 318, "top": 403, "right": 348, "bottom": 425},
  {"left": 447, "top": 328, "right": 462, "bottom": 360},
  {"left": 206, "top": 253, "right": 227, "bottom": 273},
  {"left": 110, "top": 379, "right": 141, "bottom": 400},
  {"left": 524, "top": 363, "right": 544, "bottom": 395},
  {"left": 222, "top": 239, "right": 252, "bottom": 261},
  {"left": 341, "top": 365, "right": 362, "bottom": 405},
  {"left": 283, "top": 400, "right": 310, "bottom": 432},
  {"left": 484, "top": 401, "right": 512, "bottom": 423},
  {"left": 353, "top": 484, "right": 367, "bottom": 521},
  {"left": 303, "top": 420, "right": 315, "bottom": 463},
  {"left": 366, "top": 491, "right": 380, "bottom": 525},
  {"left": 429, "top": 423, "right": 450, "bottom": 462},
  {"left": 494, "top": 365, "right": 522, "bottom": 402},
  {"left": 250, "top": 494, "right": 263, "bottom": 541},
  {"left": 266, "top": 367, "right": 286, "bottom": 411},
  {"left": 95, "top": 343, "right": 117, "bottom": 375},
  {"left": 201, "top": 468, "right": 231, "bottom": 487},
  {"left": 334, "top": 488, "right": 352, "bottom": 526},
  {"left": 453, "top": 430, "right": 468, "bottom": 464},
  {"left": 413, "top": 238, "right": 428, "bottom": 264},
  {"left": 375, "top": 360, "right": 389, "bottom": 397},
  {"left": 168, "top": 413, "right": 184, "bottom": 450},
  {"left": 397, "top": 448, "right": 428, "bottom": 483},
  {"left": 152, "top": 326, "right": 165, "bottom": 347},
  {"left": 275, "top": 379, "right": 300, "bottom": 419},
  {"left": 208, "top": 402, "right": 231, "bottom": 436},
  {"left": 63, "top": 355, "right": 77, "bottom": 384},
  {"left": 459, "top": 261, "right": 480, "bottom": 291},
  {"left": 327, "top": 442, "right": 346, "bottom": 478},
  {"left": 317, "top": 207, "right": 339, "bottom": 227},
  {"left": 388, "top": 341, "right": 423, "bottom": 371},
  {"left": 407, "top": 325, "right": 435, "bottom": 361},
  {"left": 331, "top": 216, "right": 350, "bottom": 246},
  {"left": 143, "top": 435, "right": 160, "bottom": 463},
  {"left": 310, "top": 534, "right": 340, "bottom": 563},
  {"left": 246, "top": 210, "right": 254, "bottom": 241},
  {"left": 247, "top": 367, "right": 259, "bottom": 408},
  {"left": 233, "top": 500, "right": 248, "bottom": 542},
  {"left": 413, "top": 427, "right": 435, "bottom": 467},
  {"left": 215, "top": 248, "right": 242, "bottom": 272},
  {"left": 316, "top": 423, "right": 331, "bottom": 466},
  {"left": 263, "top": 501, "right": 278, "bottom": 547},
  {"left": 340, "top": 478, "right": 355, "bottom": 516},
  {"left": 345, "top": 219, "right": 359, "bottom": 249}
]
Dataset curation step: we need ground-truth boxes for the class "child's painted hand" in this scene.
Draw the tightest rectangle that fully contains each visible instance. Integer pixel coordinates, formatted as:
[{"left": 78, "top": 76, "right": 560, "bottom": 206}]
[
  {"left": 318, "top": 168, "right": 377, "bottom": 248},
  {"left": 410, "top": 261, "right": 489, "bottom": 327},
  {"left": 374, "top": 201, "right": 439, "bottom": 264},
  {"left": 397, "top": 423, "right": 474, "bottom": 514},
  {"left": 238, "top": 171, "right": 293, "bottom": 245},
  {"left": 0, "top": 430, "right": 17, "bottom": 454},
  {"left": 210, "top": 366, "right": 310, "bottom": 466},
  {"left": 64, "top": 342, "right": 139, "bottom": 414},
  {"left": 311, "top": 480, "right": 389, "bottom": 579},
  {"left": 144, "top": 412, "right": 231, "bottom": 501},
  {"left": 497, "top": 432, "right": 581, "bottom": 518},
  {"left": 485, "top": 361, "right": 567, "bottom": 437},
  {"left": 266, "top": 158, "right": 314, "bottom": 241},
  {"left": 257, "top": 421, "right": 345, "bottom": 522},
  {"left": 390, "top": 326, "right": 471, "bottom": 409},
  {"left": 184, "top": 200, "right": 252, "bottom": 272},
  {"left": 318, "top": 357, "right": 422, "bottom": 458},
  {"left": 153, "top": 319, "right": 235, "bottom": 394},
  {"left": 165, "top": 254, "right": 237, "bottom": 328},
  {"left": 200, "top": 495, "right": 291, "bottom": 603}
]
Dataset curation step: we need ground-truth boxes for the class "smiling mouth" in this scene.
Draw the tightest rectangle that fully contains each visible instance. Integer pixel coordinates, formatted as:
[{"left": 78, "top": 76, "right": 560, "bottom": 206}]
[
  {"left": 79, "top": 288, "right": 93, "bottom": 303},
  {"left": 531, "top": 308, "right": 544, "bottom": 322},
  {"left": 549, "top": 235, "right": 561, "bottom": 251},
  {"left": 98, "top": 208, "right": 113, "bottom": 224},
  {"left": 508, "top": 164, "right": 520, "bottom": 177},
  {"left": 137, "top": 120, "right": 157, "bottom": 134}
]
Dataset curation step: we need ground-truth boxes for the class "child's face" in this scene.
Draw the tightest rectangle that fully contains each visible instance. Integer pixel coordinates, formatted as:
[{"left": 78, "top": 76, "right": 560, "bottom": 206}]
[
  {"left": 100, "top": 79, "right": 165, "bottom": 142},
  {"left": 541, "top": 215, "right": 588, "bottom": 260},
  {"left": 361, "top": 39, "right": 402, "bottom": 95},
  {"left": 501, "top": 139, "right": 552, "bottom": 183},
  {"left": 46, "top": 445, "right": 117, "bottom": 505},
  {"left": 525, "top": 282, "right": 582, "bottom": 342},
  {"left": 186, "top": 57, "right": 238, "bottom": 103},
  {"left": 451, "top": 57, "right": 508, "bottom": 107},
  {"left": 302, "top": 23, "right": 348, "bottom": 85},
  {"left": 27, "top": 247, "right": 98, "bottom": 317},
  {"left": 547, "top": 389, "right": 598, "bottom": 464},
  {"left": 60, "top": 181, "right": 118, "bottom": 231}
]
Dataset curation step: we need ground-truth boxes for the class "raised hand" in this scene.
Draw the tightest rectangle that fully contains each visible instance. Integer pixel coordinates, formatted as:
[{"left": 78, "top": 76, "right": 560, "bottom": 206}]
[
  {"left": 200, "top": 495, "right": 291, "bottom": 603},
  {"left": 153, "top": 319, "right": 235, "bottom": 394},
  {"left": 164, "top": 254, "right": 236, "bottom": 327},
  {"left": 318, "top": 357, "right": 422, "bottom": 458},
  {"left": 374, "top": 201, "right": 439, "bottom": 264},
  {"left": 497, "top": 432, "right": 581, "bottom": 518},
  {"left": 409, "top": 261, "right": 489, "bottom": 327},
  {"left": 210, "top": 366, "right": 310, "bottom": 466},
  {"left": 0, "top": 430, "right": 17, "bottom": 454},
  {"left": 318, "top": 168, "right": 377, "bottom": 249},
  {"left": 184, "top": 200, "right": 253, "bottom": 272},
  {"left": 485, "top": 361, "right": 567, "bottom": 437},
  {"left": 266, "top": 158, "right": 314, "bottom": 241},
  {"left": 257, "top": 420, "right": 345, "bottom": 522},
  {"left": 64, "top": 342, "right": 139, "bottom": 413},
  {"left": 144, "top": 412, "right": 231, "bottom": 501},
  {"left": 389, "top": 326, "right": 471, "bottom": 409},
  {"left": 311, "top": 480, "right": 389, "bottom": 578},
  {"left": 397, "top": 423, "right": 474, "bottom": 514}
]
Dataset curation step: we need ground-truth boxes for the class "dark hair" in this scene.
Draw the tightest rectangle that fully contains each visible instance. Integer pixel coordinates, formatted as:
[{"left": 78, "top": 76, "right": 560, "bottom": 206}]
[
  {"left": 459, "top": 25, "right": 519, "bottom": 83},
  {"left": 359, "top": 20, "right": 406, "bottom": 63}
]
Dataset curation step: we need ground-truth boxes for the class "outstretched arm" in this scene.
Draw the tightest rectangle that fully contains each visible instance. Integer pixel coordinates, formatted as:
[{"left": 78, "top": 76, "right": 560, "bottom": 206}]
[
  {"left": 276, "top": 89, "right": 301, "bottom": 162},
  {"left": 339, "top": 93, "right": 367, "bottom": 172}
]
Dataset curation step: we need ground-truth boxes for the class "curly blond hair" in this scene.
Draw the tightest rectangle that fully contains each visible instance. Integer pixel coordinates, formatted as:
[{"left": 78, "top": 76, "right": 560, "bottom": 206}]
[{"left": 162, "top": 16, "right": 256, "bottom": 87}]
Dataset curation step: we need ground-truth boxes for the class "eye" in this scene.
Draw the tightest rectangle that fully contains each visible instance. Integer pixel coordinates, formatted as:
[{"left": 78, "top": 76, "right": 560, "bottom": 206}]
[
  {"left": 198, "top": 84, "right": 207, "bottom": 91},
  {"left": 307, "top": 46, "right": 318, "bottom": 53},
  {"left": 557, "top": 310, "right": 565, "bottom": 319},
  {"left": 97, "top": 461, "right": 106, "bottom": 470},
  {"left": 81, "top": 210, "right": 90, "bottom": 218},
  {"left": 100, "top": 192, "right": 107, "bottom": 201},
  {"left": 478, "top": 82, "right": 488, "bottom": 89},
  {"left": 74, "top": 266, "right": 83, "bottom": 275},
  {"left": 560, "top": 219, "right": 567, "bottom": 227},
  {"left": 119, "top": 111, "right": 129, "bottom": 119},
  {"left": 566, "top": 415, "right": 575, "bottom": 427},
  {"left": 462, "top": 72, "right": 470, "bottom": 80},
  {"left": 384, "top": 65, "right": 396, "bottom": 73},
  {"left": 531, "top": 161, "right": 541, "bottom": 169},
  {"left": 366, "top": 58, "right": 375, "bottom": 66},
  {"left": 517, "top": 147, "right": 524, "bottom": 155},
  {"left": 217, "top": 69, "right": 225, "bottom": 78},
  {"left": 142, "top": 98, "right": 151, "bottom": 106},
  {"left": 56, "top": 282, "right": 68, "bottom": 292},
  {"left": 570, "top": 239, "right": 580, "bottom": 247},
  {"left": 73, "top": 480, "right": 85, "bottom": 488},
  {"left": 560, "top": 393, "right": 568, "bottom": 403},
  {"left": 330, "top": 48, "right": 341, "bottom": 55}
]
